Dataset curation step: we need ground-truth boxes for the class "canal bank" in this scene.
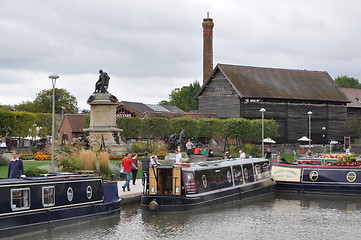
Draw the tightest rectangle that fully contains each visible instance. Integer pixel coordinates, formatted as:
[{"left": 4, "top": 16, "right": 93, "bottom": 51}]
[{"left": 117, "top": 181, "right": 142, "bottom": 205}]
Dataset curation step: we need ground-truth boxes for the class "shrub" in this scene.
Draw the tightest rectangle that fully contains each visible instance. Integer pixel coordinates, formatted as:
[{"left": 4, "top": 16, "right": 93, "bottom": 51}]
[
  {"left": 98, "top": 152, "right": 110, "bottom": 176},
  {"left": 0, "top": 156, "right": 8, "bottom": 166},
  {"left": 79, "top": 150, "right": 96, "bottom": 170},
  {"left": 60, "top": 155, "right": 81, "bottom": 172},
  {"left": 25, "top": 167, "right": 48, "bottom": 177}
]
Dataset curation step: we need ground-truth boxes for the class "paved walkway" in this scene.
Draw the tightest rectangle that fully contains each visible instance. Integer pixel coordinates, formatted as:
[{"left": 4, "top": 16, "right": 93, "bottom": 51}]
[{"left": 117, "top": 180, "right": 143, "bottom": 205}]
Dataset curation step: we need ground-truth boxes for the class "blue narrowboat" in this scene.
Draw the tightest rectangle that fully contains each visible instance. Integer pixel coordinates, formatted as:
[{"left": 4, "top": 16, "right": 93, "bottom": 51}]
[
  {"left": 272, "top": 162, "right": 361, "bottom": 195},
  {"left": 0, "top": 173, "right": 121, "bottom": 238},
  {"left": 141, "top": 158, "right": 275, "bottom": 213}
]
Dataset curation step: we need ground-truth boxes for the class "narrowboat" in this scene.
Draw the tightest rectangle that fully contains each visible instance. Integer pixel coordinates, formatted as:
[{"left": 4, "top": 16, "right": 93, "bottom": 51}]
[
  {"left": 272, "top": 160, "right": 361, "bottom": 195},
  {"left": 0, "top": 173, "right": 121, "bottom": 239},
  {"left": 141, "top": 158, "right": 275, "bottom": 213}
]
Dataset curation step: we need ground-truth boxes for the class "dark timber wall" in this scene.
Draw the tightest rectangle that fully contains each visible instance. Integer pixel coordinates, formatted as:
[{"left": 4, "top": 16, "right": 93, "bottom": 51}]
[{"left": 198, "top": 70, "right": 347, "bottom": 143}]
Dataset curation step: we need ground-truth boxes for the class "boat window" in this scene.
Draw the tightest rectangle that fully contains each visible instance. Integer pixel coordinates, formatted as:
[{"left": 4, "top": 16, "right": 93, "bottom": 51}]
[
  {"left": 42, "top": 186, "right": 55, "bottom": 207},
  {"left": 86, "top": 186, "right": 92, "bottom": 199},
  {"left": 67, "top": 187, "right": 74, "bottom": 201},
  {"left": 11, "top": 188, "right": 30, "bottom": 211}
]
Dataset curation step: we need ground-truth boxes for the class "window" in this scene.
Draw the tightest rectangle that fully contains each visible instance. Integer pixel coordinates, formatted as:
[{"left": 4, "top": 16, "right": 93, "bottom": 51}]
[
  {"left": 67, "top": 187, "right": 73, "bottom": 201},
  {"left": 43, "top": 186, "right": 55, "bottom": 207},
  {"left": 11, "top": 188, "right": 30, "bottom": 211},
  {"left": 86, "top": 186, "right": 92, "bottom": 199}
]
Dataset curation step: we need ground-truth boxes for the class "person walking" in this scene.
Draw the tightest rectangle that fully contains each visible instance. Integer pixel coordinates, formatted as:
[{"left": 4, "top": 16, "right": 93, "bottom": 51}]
[
  {"left": 121, "top": 153, "right": 137, "bottom": 192},
  {"left": 131, "top": 153, "right": 139, "bottom": 185},
  {"left": 141, "top": 151, "right": 151, "bottom": 186},
  {"left": 8, "top": 150, "right": 24, "bottom": 178}
]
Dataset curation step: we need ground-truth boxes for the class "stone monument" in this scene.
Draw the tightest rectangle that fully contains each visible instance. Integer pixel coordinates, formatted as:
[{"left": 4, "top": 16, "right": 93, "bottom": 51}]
[{"left": 84, "top": 70, "right": 126, "bottom": 154}]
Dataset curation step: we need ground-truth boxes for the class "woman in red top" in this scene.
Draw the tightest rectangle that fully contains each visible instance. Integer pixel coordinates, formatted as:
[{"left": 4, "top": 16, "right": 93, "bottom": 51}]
[
  {"left": 121, "top": 153, "right": 137, "bottom": 192},
  {"left": 194, "top": 146, "right": 201, "bottom": 155}
]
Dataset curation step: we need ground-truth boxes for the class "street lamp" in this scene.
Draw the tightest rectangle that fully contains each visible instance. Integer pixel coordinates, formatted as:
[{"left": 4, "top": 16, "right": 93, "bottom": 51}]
[
  {"left": 260, "top": 108, "right": 266, "bottom": 158},
  {"left": 49, "top": 74, "right": 59, "bottom": 173},
  {"left": 322, "top": 127, "right": 326, "bottom": 147},
  {"left": 307, "top": 111, "right": 312, "bottom": 149}
]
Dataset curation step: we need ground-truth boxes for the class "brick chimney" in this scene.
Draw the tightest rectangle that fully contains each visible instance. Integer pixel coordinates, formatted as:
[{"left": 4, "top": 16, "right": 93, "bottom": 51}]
[{"left": 202, "top": 13, "right": 214, "bottom": 84}]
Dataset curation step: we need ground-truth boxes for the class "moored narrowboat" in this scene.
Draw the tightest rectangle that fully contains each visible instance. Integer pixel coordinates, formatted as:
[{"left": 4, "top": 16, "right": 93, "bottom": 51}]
[
  {"left": 272, "top": 162, "right": 361, "bottom": 195},
  {"left": 141, "top": 158, "right": 275, "bottom": 213},
  {"left": 0, "top": 173, "right": 121, "bottom": 239}
]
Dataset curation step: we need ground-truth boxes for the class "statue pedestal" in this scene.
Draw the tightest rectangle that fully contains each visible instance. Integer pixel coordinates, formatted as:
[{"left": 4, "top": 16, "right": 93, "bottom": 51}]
[{"left": 84, "top": 93, "right": 126, "bottom": 154}]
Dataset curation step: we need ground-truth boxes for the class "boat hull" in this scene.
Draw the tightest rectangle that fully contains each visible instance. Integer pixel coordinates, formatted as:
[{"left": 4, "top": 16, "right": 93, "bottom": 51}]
[
  {"left": 142, "top": 179, "right": 275, "bottom": 213},
  {"left": 272, "top": 163, "right": 361, "bottom": 195},
  {"left": 0, "top": 200, "right": 121, "bottom": 239}
]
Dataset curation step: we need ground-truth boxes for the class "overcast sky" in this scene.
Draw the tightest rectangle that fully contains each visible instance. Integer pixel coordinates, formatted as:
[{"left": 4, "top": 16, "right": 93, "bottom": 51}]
[{"left": 1, "top": 0, "right": 360, "bottom": 111}]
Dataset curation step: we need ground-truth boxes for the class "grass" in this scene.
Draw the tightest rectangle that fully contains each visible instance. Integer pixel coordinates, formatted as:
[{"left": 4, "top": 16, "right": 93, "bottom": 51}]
[{"left": 0, "top": 160, "right": 52, "bottom": 178}]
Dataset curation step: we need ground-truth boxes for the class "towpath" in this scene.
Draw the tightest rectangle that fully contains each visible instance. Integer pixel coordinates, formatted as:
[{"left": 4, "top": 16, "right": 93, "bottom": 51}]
[{"left": 117, "top": 180, "right": 143, "bottom": 205}]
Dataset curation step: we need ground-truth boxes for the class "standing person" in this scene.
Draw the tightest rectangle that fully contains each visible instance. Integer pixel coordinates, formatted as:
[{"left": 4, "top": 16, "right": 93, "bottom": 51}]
[
  {"left": 175, "top": 149, "right": 182, "bottom": 164},
  {"left": 121, "top": 153, "right": 137, "bottom": 192},
  {"left": 131, "top": 153, "right": 139, "bottom": 185},
  {"left": 239, "top": 150, "right": 246, "bottom": 159},
  {"left": 8, "top": 150, "right": 24, "bottom": 178},
  {"left": 141, "top": 151, "right": 151, "bottom": 186},
  {"left": 346, "top": 146, "right": 352, "bottom": 155},
  {"left": 265, "top": 147, "right": 272, "bottom": 159},
  {"left": 186, "top": 139, "right": 194, "bottom": 156}
]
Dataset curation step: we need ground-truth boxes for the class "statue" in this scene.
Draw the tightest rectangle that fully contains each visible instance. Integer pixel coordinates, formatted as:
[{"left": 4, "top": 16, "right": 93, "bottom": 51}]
[
  {"left": 35, "top": 134, "right": 47, "bottom": 152},
  {"left": 178, "top": 129, "right": 186, "bottom": 152},
  {"left": 113, "top": 131, "right": 120, "bottom": 145},
  {"left": 3, "top": 126, "right": 12, "bottom": 152},
  {"left": 94, "top": 69, "right": 110, "bottom": 94},
  {"left": 167, "top": 133, "right": 178, "bottom": 153}
]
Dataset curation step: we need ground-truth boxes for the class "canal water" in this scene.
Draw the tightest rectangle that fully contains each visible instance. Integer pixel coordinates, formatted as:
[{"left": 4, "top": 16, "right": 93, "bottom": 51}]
[{"left": 24, "top": 193, "right": 361, "bottom": 240}]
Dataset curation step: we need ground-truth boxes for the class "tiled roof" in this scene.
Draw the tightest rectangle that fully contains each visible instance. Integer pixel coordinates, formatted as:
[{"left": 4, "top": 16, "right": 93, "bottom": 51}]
[
  {"left": 196, "top": 64, "right": 350, "bottom": 103},
  {"left": 63, "top": 114, "right": 88, "bottom": 132},
  {"left": 141, "top": 111, "right": 217, "bottom": 119},
  {"left": 340, "top": 88, "right": 361, "bottom": 108}
]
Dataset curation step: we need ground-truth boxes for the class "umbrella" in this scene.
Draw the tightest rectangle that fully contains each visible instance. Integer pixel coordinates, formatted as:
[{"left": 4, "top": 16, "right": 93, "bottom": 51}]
[
  {"left": 263, "top": 138, "right": 276, "bottom": 143},
  {"left": 298, "top": 136, "right": 311, "bottom": 142}
]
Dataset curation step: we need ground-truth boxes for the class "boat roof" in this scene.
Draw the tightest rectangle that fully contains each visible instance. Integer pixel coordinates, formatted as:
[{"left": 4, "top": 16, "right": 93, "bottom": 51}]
[
  {"left": 0, "top": 173, "right": 101, "bottom": 185},
  {"left": 157, "top": 158, "right": 269, "bottom": 171}
]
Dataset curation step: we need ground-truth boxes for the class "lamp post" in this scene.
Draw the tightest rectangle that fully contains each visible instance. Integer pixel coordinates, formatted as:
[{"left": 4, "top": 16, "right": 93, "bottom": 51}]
[
  {"left": 307, "top": 111, "right": 312, "bottom": 149},
  {"left": 49, "top": 74, "right": 59, "bottom": 173},
  {"left": 260, "top": 108, "right": 266, "bottom": 158},
  {"left": 322, "top": 126, "right": 326, "bottom": 147}
]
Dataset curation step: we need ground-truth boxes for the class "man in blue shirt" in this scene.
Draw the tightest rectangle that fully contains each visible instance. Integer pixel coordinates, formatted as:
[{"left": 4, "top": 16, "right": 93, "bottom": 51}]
[{"left": 8, "top": 151, "right": 24, "bottom": 178}]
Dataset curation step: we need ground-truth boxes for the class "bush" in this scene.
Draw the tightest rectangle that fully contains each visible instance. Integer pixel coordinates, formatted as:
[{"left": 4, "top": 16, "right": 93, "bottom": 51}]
[
  {"left": 25, "top": 167, "right": 48, "bottom": 177},
  {"left": 60, "top": 155, "right": 81, "bottom": 172},
  {"left": 0, "top": 156, "right": 8, "bottom": 166},
  {"left": 98, "top": 152, "right": 110, "bottom": 176},
  {"left": 79, "top": 150, "right": 96, "bottom": 170}
]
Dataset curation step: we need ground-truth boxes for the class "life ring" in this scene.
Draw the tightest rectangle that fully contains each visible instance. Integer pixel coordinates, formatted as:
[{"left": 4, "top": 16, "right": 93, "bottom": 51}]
[{"left": 174, "top": 163, "right": 191, "bottom": 167}]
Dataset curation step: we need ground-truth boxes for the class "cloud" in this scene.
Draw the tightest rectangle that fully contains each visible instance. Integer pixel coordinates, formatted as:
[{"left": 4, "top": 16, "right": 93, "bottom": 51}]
[{"left": 0, "top": 0, "right": 360, "bottom": 111}]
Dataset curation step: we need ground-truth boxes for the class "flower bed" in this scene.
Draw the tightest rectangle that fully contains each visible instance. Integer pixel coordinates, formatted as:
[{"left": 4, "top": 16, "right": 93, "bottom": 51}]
[{"left": 19, "top": 152, "right": 51, "bottom": 161}]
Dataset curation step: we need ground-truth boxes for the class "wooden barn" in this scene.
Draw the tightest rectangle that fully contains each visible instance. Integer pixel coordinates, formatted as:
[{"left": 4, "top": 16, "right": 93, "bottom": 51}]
[{"left": 196, "top": 64, "right": 350, "bottom": 143}]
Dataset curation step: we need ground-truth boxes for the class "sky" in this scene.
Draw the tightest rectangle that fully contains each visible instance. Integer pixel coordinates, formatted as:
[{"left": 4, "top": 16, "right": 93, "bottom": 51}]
[{"left": 1, "top": 0, "right": 360, "bottom": 111}]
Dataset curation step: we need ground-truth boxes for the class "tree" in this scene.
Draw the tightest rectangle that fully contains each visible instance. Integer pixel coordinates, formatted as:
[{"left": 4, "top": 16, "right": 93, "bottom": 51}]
[
  {"left": 335, "top": 76, "right": 361, "bottom": 89},
  {"left": 160, "top": 81, "right": 200, "bottom": 112},
  {"left": 12, "top": 111, "right": 37, "bottom": 137},
  {"left": 169, "top": 117, "right": 198, "bottom": 139},
  {"left": 142, "top": 118, "right": 169, "bottom": 139},
  {"left": 116, "top": 117, "right": 142, "bottom": 141},
  {"left": 32, "top": 88, "right": 79, "bottom": 114},
  {"left": 15, "top": 101, "right": 38, "bottom": 112}
]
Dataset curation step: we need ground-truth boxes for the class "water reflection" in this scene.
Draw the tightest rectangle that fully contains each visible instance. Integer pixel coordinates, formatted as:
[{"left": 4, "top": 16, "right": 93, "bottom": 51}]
[{"left": 22, "top": 194, "right": 361, "bottom": 240}]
